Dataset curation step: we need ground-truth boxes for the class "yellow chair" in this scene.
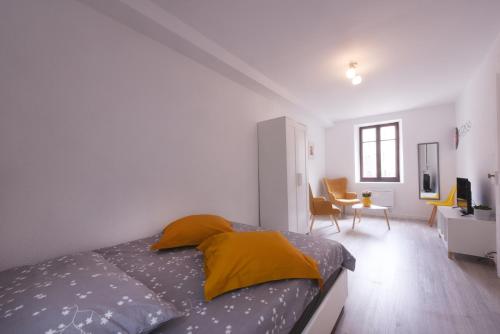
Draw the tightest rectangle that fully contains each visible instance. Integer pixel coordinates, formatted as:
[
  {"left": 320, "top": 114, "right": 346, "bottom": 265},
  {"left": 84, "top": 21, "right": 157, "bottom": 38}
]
[
  {"left": 323, "top": 177, "right": 360, "bottom": 216},
  {"left": 427, "top": 186, "right": 456, "bottom": 226},
  {"left": 309, "top": 185, "right": 341, "bottom": 233}
]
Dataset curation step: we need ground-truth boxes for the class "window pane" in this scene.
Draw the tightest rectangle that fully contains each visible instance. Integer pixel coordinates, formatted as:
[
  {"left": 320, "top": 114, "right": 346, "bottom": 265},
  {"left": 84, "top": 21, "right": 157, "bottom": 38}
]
[
  {"left": 362, "top": 128, "right": 376, "bottom": 142},
  {"left": 380, "top": 125, "right": 396, "bottom": 140},
  {"left": 362, "top": 142, "right": 377, "bottom": 177},
  {"left": 381, "top": 140, "right": 397, "bottom": 177}
]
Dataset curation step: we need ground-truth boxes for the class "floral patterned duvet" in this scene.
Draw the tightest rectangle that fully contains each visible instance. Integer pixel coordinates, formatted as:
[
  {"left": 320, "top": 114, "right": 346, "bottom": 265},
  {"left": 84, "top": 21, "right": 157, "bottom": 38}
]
[{"left": 96, "top": 223, "right": 355, "bottom": 334}]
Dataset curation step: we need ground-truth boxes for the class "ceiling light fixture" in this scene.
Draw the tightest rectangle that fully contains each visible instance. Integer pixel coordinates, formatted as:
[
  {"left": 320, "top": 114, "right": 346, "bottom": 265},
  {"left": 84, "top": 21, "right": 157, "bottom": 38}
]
[
  {"left": 346, "top": 62, "right": 363, "bottom": 85},
  {"left": 345, "top": 63, "right": 357, "bottom": 79},
  {"left": 352, "top": 75, "right": 363, "bottom": 85}
]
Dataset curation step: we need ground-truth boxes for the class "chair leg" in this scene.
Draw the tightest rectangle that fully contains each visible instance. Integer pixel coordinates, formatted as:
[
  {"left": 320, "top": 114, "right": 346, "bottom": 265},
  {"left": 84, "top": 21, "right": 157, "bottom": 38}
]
[
  {"left": 330, "top": 215, "right": 340, "bottom": 232},
  {"left": 428, "top": 206, "right": 437, "bottom": 226},
  {"left": 431, "top": 206, "right": 437, "bottom": 226},
  {"left": 309, "top": 216, "right": 316, "bottom": 233},
  {"left": 352, "top": 209, "right": 357, "bottom": 229}
]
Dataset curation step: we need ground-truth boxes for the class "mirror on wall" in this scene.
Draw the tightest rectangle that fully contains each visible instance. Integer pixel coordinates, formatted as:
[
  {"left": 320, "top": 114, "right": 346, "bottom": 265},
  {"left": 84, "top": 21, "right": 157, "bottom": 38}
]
[{"left": 418, "top": 142, "right": 440, "bottom": 200}]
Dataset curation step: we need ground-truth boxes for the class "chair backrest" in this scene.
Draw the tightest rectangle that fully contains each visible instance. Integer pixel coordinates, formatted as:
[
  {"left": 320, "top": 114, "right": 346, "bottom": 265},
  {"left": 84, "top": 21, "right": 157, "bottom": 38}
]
[
  {"left": 322, "top": 178, "right": 334, "bottom": 202},
  {"left": 324, "top": 177, "right": 347, "bottom": 199},
  {"left": 445, "top": 185, "right": 457, "bottom": 205}
]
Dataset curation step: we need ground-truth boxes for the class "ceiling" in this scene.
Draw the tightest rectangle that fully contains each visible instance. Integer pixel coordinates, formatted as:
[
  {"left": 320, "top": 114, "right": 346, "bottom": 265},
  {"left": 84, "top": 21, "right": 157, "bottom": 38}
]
[{"left": 151, "top": 0, "right": 500, "bottom": 121}]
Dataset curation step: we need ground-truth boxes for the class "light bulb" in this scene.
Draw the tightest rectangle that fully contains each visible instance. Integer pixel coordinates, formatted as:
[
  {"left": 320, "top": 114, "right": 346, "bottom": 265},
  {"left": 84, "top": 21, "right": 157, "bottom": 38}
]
[
  {"left": 345, "top": 67, "right": 357, "bottom": 79},
  {"left": 352, "top": 75, "right": 363, "bottom": 85}
]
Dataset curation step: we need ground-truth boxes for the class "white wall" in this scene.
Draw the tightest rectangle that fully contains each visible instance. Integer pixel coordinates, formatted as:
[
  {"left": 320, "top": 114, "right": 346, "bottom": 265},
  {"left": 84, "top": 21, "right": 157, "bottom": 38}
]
[
  {"left": 456, "top": 38, "right": 500, "bottom": 209},
  {"left": 456, "top": 36, "right": 500, "bottom": 276},
  {"left": 325, "top": 104, "right": 456, "bottom": 220},
  {"left": 306, "top": 124, "right": 326, "bottom": 194},
  {"left": 0, "top": 0, "right": 325, "bottom": 270}
]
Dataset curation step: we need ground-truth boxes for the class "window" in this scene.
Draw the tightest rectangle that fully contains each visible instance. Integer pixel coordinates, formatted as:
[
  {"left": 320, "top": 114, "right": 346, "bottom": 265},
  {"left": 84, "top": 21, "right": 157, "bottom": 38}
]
[{"left": 359, "top": 122, "right": 400, "bottom": 182}]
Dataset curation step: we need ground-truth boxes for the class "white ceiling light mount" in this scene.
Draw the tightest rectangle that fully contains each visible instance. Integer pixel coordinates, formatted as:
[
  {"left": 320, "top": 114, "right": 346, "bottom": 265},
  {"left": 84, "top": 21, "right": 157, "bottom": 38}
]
[
  {"left": 345, "top": 62, "right": 357, "bottom": 79},
  {"left": 346, "top": 62, "right": 363, "bottom": 85}
]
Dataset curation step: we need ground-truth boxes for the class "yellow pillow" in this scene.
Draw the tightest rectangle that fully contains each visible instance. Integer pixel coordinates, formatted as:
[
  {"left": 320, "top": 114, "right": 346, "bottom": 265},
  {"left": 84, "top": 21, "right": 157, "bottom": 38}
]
[
  {"left": 150, "top": 215, "right": 233, "bottom": 250},
  {"left": 197, "top": 231, "right": 323, "bottom": 300}
]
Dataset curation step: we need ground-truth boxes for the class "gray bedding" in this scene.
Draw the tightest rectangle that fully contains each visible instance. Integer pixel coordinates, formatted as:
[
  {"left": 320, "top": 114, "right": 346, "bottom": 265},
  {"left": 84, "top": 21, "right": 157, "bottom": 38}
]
[
  {"left": 96, "top": 223, "right": 355, "bottom": 334},
  {"left": 0, "top": 252, "right": 181, "bottom": 334}
]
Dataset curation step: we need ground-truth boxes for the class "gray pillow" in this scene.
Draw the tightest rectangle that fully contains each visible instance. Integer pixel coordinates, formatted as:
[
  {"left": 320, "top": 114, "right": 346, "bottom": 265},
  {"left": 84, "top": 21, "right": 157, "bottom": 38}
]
[{"left": 0, "top": 252, "right": 181, "bottom": 334}]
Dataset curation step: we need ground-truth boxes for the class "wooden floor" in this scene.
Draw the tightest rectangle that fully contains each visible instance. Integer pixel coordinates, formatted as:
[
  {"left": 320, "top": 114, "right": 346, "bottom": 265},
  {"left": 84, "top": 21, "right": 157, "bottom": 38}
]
[{"left": 311, "top": 215, "right": 500, "bottom": 334}]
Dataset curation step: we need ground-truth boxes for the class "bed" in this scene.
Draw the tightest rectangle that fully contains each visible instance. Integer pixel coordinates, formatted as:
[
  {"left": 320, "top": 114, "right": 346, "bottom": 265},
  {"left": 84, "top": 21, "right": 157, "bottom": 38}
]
[
  {"left": 96, "top": 223, "right": 355, "bottom": 333},
  {"left": 0, "top": 223, "right": 354, "bottom": 334}
]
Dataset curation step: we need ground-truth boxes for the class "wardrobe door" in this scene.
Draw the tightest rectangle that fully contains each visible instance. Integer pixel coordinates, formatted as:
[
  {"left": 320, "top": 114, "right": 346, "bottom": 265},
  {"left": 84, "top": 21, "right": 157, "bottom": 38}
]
[
  {"left": 294, "top": 124, "right": 309, "bottom": 234},
  {"left": 286, "top": 121, "right": 298, "bottom": 232},
  {"left": 258, "top": 117, "right": 290, "bottom": 231}
]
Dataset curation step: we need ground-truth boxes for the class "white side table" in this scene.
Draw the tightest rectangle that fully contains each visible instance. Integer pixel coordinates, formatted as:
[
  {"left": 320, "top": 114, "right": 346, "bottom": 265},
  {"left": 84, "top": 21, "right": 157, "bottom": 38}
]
[{"left": 351, "top": 203, "right": 391, "bottom": 230}]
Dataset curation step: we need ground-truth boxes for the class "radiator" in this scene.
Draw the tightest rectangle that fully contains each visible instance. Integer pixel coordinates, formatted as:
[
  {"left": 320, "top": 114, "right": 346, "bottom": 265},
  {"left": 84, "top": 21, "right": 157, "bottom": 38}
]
[{"left": 369, "top": 189, "right": 394, "bottom": 208}]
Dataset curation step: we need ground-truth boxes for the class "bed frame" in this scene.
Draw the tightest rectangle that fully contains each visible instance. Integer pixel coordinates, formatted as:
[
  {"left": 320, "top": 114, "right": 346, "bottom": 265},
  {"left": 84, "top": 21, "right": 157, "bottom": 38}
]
[{"left": 303, "top": 269, "right": 348, "bottom": 333}]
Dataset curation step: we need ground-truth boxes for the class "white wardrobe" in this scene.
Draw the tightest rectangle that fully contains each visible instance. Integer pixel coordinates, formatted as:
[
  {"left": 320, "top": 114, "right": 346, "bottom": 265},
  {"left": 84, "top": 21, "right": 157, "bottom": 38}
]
[{"left": 257, "top": 117, "right": 309, "bottom": 233}]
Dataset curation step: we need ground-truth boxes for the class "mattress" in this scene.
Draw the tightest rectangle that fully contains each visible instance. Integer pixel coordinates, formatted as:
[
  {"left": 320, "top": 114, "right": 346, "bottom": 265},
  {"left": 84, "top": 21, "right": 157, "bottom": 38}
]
[{"left": 96, "top": 223, "right": 355, "bottom": 334}]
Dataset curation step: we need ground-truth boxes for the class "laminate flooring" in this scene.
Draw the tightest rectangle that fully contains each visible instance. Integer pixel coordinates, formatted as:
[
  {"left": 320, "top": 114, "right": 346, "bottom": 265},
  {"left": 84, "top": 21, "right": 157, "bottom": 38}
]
[{"left": 311, "top": 215, "right": 500, "bottom": 334}]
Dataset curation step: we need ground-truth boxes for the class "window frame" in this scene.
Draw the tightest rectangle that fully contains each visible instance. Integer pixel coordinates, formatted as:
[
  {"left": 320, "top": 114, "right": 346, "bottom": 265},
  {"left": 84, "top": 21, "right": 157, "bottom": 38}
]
[{"left": 359, "top": 121, "right": 400, "bottom": 182}]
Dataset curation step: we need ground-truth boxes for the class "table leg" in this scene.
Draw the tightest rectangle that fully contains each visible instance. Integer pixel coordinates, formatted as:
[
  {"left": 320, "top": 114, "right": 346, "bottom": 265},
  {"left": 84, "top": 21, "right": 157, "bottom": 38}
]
[
  {"left": 352, "top": 209, "right": 357, "bottom": 229},
  {"left": 384, "top": 209, "right": 391, "bottom": 230},
  {"left": 358, "top": 209, "right": 362, "bottom": 223}
]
